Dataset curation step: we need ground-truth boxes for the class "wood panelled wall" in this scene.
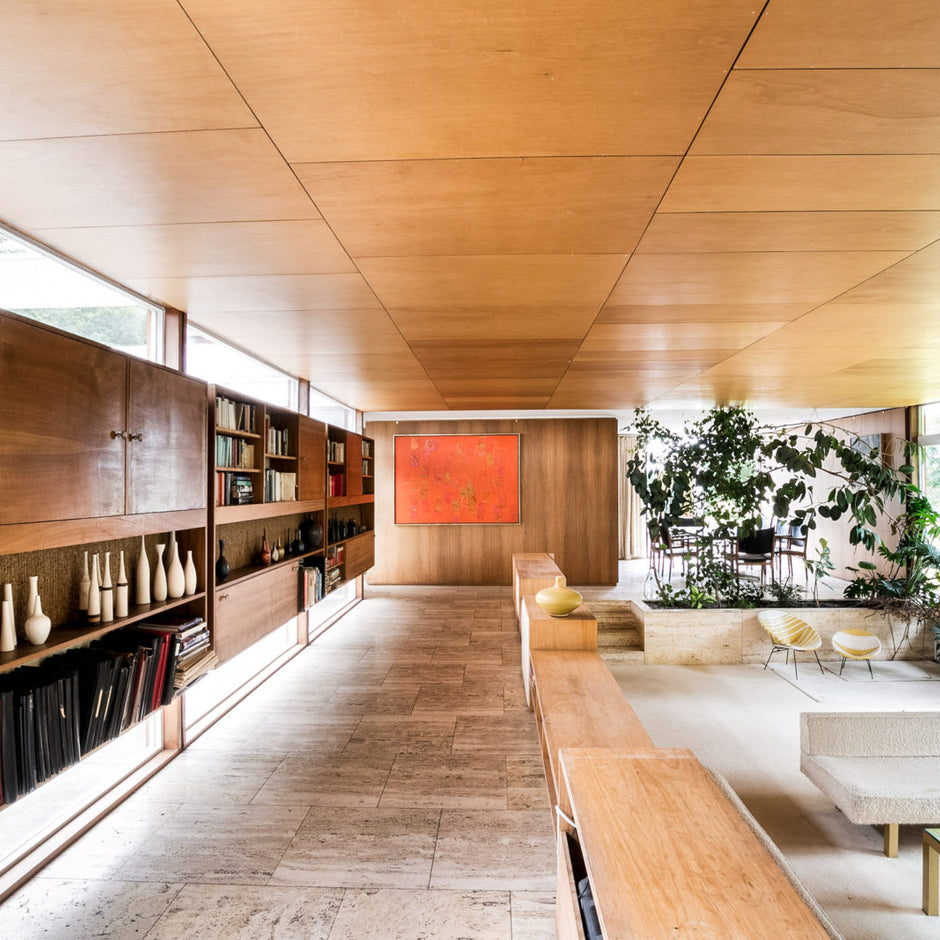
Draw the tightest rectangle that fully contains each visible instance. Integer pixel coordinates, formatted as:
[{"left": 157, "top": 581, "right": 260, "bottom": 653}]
[{"left": 367, "top": 418, "right": 618, "bottom": 586}]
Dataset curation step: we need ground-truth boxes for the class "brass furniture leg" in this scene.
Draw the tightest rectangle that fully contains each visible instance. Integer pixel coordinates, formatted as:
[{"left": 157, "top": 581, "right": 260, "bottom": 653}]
[
  {"left": 885, "top": 823, "right": 899, "bottom": 858},
  {"left": 924, "top": 829, "right": 940, "bottom": 915}
]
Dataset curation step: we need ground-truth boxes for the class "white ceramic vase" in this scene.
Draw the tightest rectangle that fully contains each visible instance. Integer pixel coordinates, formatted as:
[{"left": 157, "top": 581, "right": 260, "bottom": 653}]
[
  {"left": 0, "top": 599, "right": 16, "bottom": 652},
  {"left": 166, "top": 538, "right": 185, "bottom": 599},
  {"left": 87, "top": 553, "right": 101, "bottom": 623},
  {"left": 24, "top": 596, "right": 51, "bottom": 645},
  {"left": 100, "top": 550, "right": 114, "bottom": 623},
  {"left": 26, "top": 575, "right": 39, "bottom": 620},
  {"left": 79, "top": 550, "right": 91, "bottom": 613},
  {"left": 183, "top": 550, "right": 197, "bottom": 596},
  {"left": 136, "top": 535, "right": 151, "bottom": 605},
  {"left": 116, "top": 550, "right": 129, "bottom": 618},
  {"left": 153, "top": 543, "right": 168, "bottom": 602}
]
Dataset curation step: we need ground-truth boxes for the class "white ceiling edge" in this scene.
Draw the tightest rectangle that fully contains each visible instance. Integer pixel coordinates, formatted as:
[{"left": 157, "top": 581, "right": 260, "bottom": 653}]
[{"left": 363, "top": 406, "right": 890, "bottom": 432}]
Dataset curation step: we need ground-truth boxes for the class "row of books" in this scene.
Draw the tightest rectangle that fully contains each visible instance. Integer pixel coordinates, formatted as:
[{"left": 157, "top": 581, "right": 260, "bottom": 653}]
[
  {"left": 329, "top": 472, "right": 345, "bottom": 497},
  {"left": 362, "top": 459, "right": 372, "bottom": 477},
  {"left": 301, "top": 564, "right": 325, "bottom": 610},
  {"left": 216, "top": 471, "right": 255, "bottom": 506},
  {"left": 265, "top": 469, "right": 297, "bottom": 502},
  {"left": 266, "top": 424, "right": 291, "bottom": 456},
  {"left": 361, "top": 440, "right": 373, "bottom": 458},
  {"left": 327, "top": 440, "right": 345, "bottom": 463},
  {"left": 172, "top": 619, "right": 216, "bottom": 690},
  {"left": 215, "top": 434, "right": 256, "bottom": 469},
  {"left": 0, "top": 615, "right": 208, "bottom": 806},
  {"left": 216, "top": 397, "right": 256, "bottom": 434}
]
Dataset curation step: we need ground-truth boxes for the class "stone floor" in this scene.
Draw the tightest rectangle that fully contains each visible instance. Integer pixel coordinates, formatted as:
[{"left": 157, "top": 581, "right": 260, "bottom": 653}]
[{"left": 1, "top": 586, "right": 557, "bottom": 939}]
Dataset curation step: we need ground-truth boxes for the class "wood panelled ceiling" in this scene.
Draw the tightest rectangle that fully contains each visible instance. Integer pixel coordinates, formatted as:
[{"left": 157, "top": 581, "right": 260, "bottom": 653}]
[{"left": 1, "top": 0, "right": 939, "bottom": 414}]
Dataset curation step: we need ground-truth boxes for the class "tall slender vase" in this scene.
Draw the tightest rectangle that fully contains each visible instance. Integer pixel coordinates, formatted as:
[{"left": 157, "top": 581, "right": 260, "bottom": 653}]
[
  {"left": 216, "top": 539, "right": 230, "bottom": 583},
  {"left": 136, "top": 535, "right": 151, "bottom": 605},
  {"left": 183, "top": 550, "right": 197, "bottom": 596},
  {"left": 166, "top": 538, "right": 185, "bottom": 599},
  {"left": 153, "top": 544, "right": 168, "bottom": 602},
  {"left": 116, "top": 550, "right": 129, "bottom": 618},
  {"left": 87, "top": 556, "right": 101, "bottom": 623},
  {"left": 26, "top": 575, "right": 39, "bottom": 620},
  {"left": 100, "top": 551, "right": 114, "bottom": 623},
  {"left": 0, "top": 599, "right": 16, "bottom": 652},
  {"left": 3, "top": 583, "right": 14, "bottom": 634},
  {"left": 78, "top": 551, "right": 91, "bottom": 613}
]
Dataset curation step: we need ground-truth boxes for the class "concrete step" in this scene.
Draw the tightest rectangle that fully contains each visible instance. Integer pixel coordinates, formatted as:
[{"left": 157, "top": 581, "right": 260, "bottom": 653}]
[
  {"left": 590, "top": 599, "right": 644, "bottom": 653},
  {"left": 600, "top": 648, "right": 645, "bottom": 665}
]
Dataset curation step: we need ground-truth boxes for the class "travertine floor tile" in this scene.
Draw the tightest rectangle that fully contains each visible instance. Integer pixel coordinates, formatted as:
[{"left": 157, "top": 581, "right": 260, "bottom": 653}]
[
  {"left": 4, "top": 878, "right": 182, "bottom": 939},
  {"left": 327, "top": 887, "right": 511, "bottom": 939},
  {"left": 381, "top": 753, "right": 507, "bottom": 809},
  {"left": 430, "top": 810, "right": 556, "bottom": 891},
  {"left": 510, "top": 890, "right": 557, "bottom": 938},
  {"left": 452, "top": 714, "right": 541, "bottom": 754},
  {"left": 145, "top": 884, "right": 343, "bottom": 939},
  {"left": 251, "top": 754, "right": 397, "bottom": 807},
  {"left": 412, "top": 684, "right": 505, "bottom": 716},
  {"left": 130, "top": 752, "right": 282, "bottom": 805},
  {"left": 269, "top": 807, "right": 440, "bottom": 889},
  {"left": 343, "top": 714, "right": 456, "bottom": 758},
  {"left": 112, "top": 804, "right": 308, "bottom": 884}
]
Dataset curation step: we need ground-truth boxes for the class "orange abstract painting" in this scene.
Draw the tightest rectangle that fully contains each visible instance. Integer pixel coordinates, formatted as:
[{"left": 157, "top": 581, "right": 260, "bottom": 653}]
[{"left": 394, "top": 434, "right": 520, "bottom": 524}]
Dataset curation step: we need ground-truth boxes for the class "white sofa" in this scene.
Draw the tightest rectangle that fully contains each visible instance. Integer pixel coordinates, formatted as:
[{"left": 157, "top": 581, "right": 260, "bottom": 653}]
[{"left": 800, "top": 711, "right": 940, "bottom": 856}]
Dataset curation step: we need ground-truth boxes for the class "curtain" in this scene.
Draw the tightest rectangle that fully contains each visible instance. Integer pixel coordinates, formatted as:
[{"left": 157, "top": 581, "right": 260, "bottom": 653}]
[{"left": 618, "top": 434, "right": 647, "bottom": 560}]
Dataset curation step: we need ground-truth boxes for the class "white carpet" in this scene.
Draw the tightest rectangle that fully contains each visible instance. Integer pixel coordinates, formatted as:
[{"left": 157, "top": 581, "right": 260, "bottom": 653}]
[{"left": 768, "top": 659, "right": 940, "bottom": 704}]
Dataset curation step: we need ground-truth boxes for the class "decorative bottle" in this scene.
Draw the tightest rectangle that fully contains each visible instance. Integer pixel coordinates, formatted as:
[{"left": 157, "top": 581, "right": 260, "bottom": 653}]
[
  {"left": 0, "top": 598, "right": 15, "bottom": 652},
  {"left": 166, "top": 537, "right": 185, "bottom": 599},
  {"left": 215, "top": 539, "right": 230, "bottom": 583},
  {"left": 294, "top": 527, "right": 305, "bottom": 555},
  {"left": 136, "top": 535, "right": 151, "bottom": 605},
  {"left": 24, "top": 596, "right": 51, "bottom": 645},
  {"left": 271, "top": 539, "right": 281, "bottom": 563},
  {"left": 116, "top": 550, "right": 129, "bottom": 617},
  {"left": 184, "top": 550, "right": 197, "bottom": 595},
  {"left": 27, "top": 575, "right": 39, "bottom": 620},
  {"left": 260, "top": 529, "right": 271, "bottom": 566},
  {"left": 153, "top": 543, "right": 168, "bottom": 602},
  {"left": 88, "top": 555, "right": 101, "bottom": 623},
  {"left": 100, "top": 551, "right": 114, "bottom": 623},
  {"left": 78, "top": 550, "right": 91, "bottom": 613}
]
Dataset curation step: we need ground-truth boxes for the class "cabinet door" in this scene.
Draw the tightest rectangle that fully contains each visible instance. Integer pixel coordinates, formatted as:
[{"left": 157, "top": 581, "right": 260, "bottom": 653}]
[
  {"left": 345, "top": 532, "right": 375, "bottom": 580},
  {"left": 297, "top": 416, "right": 326, "bottom": 501},
  {"left": 214, "top": 564, "right": 301, "bottom": 664},
  {"left": 126, "top": 360, "right": 207, "bottom": 514},
  {"left": 345, "top": 433, "right": 363, "bottom": 497},
  {"left": 0, "top": 315, "right": 126, "bottom": 523}
]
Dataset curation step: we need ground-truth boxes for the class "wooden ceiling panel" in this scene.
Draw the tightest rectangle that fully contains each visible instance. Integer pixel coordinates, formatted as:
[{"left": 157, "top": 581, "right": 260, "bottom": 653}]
[
  {"left": 605, "top": 251, "right": 905, "bottom": 307},
  {"left": 410, "top": 339, "right": 581, "bottom": 381},
  {"left": 692, "top": 70, "right": 940, "bottom": 155},
  {"left": 0, "top": 0, "right": 255, "bottom": 140},
  {"left": 434, "top": 377, "right": 559, "bottom": 400},
  {"left": 549, "top": 374, "right": 694, "bottom": 409},
  {"left": 35, "top": 221, "right": 353, "bottom": 281},
  {"left": 738, "top": 1, "right": 940, "bottom": 68},
  {"left": 360, "top": 256, "right": 626, "bottom": 309},
  {"left": 579, "top": 322, "right": 784, "bottom": 353},
  {"left": 660, "top": 156, "right": 940, "bottom": 213},
  {"left": 128, "top": 274, "right": 381, "bottom": 317},
  {"left": 181, "top": 0, "right": 759, "bottom": 161},
  {"left": 388, "top": 307, "right": 604, "bottom": 343},
  {"left": 636, "top": 212, "right": 940, "bottom": 254},
  {"left": 0, "top": 130, "right": 317, "bottom": 230},
  {"left": 295, "top": 157, "right": 678, "bottom": 257},
  {"left": 598, "top": 303, "right": 811, "bottom": 324}
]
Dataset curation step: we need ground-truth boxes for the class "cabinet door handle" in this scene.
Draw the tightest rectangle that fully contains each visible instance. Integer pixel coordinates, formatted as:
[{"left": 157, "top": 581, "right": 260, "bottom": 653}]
[
  {"left": 128, "top": 432, "right": 144, "bottom": 442},
  {"left": 218, "top": 593, "right": 229, "bottom": 601},
  {"left": 110, "top": 429, "right": 129, "bottom": 440}
]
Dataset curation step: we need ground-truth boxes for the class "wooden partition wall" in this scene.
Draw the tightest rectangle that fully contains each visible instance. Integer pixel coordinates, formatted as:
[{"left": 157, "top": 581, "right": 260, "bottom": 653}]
[{"left": 367, "top": 418, "right": 618, "bottom": 585}]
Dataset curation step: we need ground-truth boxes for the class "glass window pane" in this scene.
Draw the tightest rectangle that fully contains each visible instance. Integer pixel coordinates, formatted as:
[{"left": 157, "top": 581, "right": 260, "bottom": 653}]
[
  {"left": 0, "top": 227, "right": 161, "bottom": 362},
  {"left": 309, "top": 387, "right": 356, "bottom": 430},
  {"left": 923, "top": 402, "right": 940, "bottom": 436},
  {"left": 186, "top": 323, "right": 299, "bottom": 410},
  {"left": 923, "top": 445, "right": 940, "bottom": 511}
]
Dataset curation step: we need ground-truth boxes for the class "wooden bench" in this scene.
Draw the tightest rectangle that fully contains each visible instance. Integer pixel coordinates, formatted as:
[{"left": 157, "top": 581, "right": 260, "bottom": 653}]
[
  {"left": 529, "top": 649, "right": 655, "bottom": 814},
  {"left": 520, "top": 595, "right": 597, "bottom": 707},
  {"left": 556, "top": 747, "right": 837, "bottom": 939},
  {"left": 512, "top": 552, "right": 564, "bottom": 623}
]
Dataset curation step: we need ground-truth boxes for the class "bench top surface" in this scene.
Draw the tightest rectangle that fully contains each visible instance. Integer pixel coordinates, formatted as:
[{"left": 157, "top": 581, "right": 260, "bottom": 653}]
[
  {"left": 531, "top": 650, "right": 654, "bottom": 751},
  {"left": 561, "top": 748, "right": 832, "bottom": 939},
  {"left": 522, "top": 594, "right": 595, "bottom": 624},
  {"left": 512, "top": 553, "right": 564, "bottom": 578}
]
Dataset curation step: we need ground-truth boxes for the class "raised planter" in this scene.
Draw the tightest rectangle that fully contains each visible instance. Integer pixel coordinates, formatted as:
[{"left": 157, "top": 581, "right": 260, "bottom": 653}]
[{"left": 630, "top": 599, "right": 926, "bottom": 665}]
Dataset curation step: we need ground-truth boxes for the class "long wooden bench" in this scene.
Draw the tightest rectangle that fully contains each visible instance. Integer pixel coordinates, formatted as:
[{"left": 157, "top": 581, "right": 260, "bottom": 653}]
[
  {"left": 556, "top": 748, "right": 837, "bottom": 939},
  {"left": 512, "top": 552, "right": 564, "bottom": 623},
  {"left": 529, "top": 649, "right": 655, "bottom": 814}
]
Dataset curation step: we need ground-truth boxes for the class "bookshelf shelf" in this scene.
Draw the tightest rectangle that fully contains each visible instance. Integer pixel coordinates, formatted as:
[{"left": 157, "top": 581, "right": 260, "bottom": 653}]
[
  {"left": 216, "top": 427, "right": 261, "bottom": 440},
  {"left": 0, "top": 593, "right": 207, "bottom": 674}
]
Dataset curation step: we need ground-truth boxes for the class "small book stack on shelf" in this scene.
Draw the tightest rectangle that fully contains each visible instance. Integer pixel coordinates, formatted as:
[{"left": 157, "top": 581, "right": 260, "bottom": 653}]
[
  {"left": 216, "top": 471, "right": 254, "bottom": 506},
  {"left": 264, "top": 469, "right": 297, "bottom": 502},
  {"left": 266, "top": 425, "right": 290, "bottom": 456},
  {"left": 215, "top": 435, "right": 255, "bottom": 469},
  {"left": 140, "top": 613, "right": 216, "bottom": 692}
]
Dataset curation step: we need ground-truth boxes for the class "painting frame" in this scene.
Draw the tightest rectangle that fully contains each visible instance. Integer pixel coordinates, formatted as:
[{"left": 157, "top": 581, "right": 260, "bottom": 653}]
[{"left": 393, "top": 433, "right": 521, "bottom": 525}]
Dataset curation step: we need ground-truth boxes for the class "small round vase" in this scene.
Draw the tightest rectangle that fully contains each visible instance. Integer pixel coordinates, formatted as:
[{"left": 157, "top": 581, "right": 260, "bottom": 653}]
[
  {"left": 535, "top": 576, "right": 583, "bottom": 617},
  {"left": 24, "top": 596, "right": 52, "bottom": 645}
]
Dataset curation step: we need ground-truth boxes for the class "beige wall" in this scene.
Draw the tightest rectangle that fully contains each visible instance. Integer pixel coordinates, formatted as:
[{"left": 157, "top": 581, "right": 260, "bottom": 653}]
[{"left": 366, "top": 418, "right": 618, "bottom": 586}]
